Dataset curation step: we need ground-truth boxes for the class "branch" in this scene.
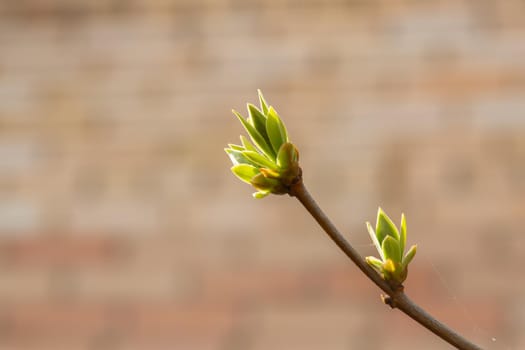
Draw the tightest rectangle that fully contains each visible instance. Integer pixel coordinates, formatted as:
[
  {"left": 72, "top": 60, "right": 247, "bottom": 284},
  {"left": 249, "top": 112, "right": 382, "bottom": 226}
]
[{"left": 289, "top": 180, "right": 483, "bottom": 350}]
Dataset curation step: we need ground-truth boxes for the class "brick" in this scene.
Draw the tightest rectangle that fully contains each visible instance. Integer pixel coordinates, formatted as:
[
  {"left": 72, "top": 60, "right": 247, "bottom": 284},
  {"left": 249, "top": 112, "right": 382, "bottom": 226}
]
[
  {"left": 133, "top": 302, "right": 234, "bottom": 341},
  {"left": 251, "top": 302, "right": 365, "bottom": 350},
  {"left": 2, "top": 302, "right": 234, "bottom": 345},
  {"left": 0, "top": 199, "right": 40, "bottom": 233},
  {"left": 0, "top": 237, "right": 125, "bottom": 268},
  {"left": 0, "top": 1, "right": 524, "bottom": 349}
]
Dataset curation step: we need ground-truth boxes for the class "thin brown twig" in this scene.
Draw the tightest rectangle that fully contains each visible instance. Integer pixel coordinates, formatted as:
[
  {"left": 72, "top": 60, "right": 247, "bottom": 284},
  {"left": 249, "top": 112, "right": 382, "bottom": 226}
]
[{"left": 289, "top": 179, "right": 484, "bottom": 350}]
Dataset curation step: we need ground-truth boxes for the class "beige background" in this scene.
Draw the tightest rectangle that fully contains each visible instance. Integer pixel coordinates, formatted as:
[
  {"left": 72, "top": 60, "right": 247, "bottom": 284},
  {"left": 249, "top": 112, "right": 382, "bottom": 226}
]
[{"left": 0, "top": 0, "right": 524, "bottom": 349}]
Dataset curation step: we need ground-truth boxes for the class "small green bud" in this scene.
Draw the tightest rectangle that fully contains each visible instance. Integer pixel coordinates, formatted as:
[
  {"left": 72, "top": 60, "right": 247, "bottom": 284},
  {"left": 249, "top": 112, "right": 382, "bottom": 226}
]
[
  {"left": 365, "top": 208, "right": 417, "bottom": 285},
  {"left": 276, "top": 142, "right": 299, "bottom": 170},
  {"left": 365, "top": 256, "right": 383, "bottom": 273}
]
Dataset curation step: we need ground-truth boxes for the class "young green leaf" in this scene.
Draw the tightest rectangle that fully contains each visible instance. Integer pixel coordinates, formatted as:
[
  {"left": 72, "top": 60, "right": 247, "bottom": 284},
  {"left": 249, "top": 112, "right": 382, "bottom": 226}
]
[
  {"left": 402, "top": 244, "right": 417, "bottom": 269},
  {"left": 258, "top": 89, "right": 269, "bottom": 115},
  {"left": 242, "top": 151, "right": 278, "bottom": 170},
  {"left": 382, "top": 236, "right": 402, "bottom": 263},
  {"left": 228, "top": 143, "right": 244, "bottom": 151},
  {"left": 233, "top": 110, "right": 275, "bottom": 159},
  {"left": 400, "top": 213, "right": 407, "bottom": 254},
  {"left": 376, "top": 207, "right": 400, "bottom": 243},
  {"left": 367, "top": 221, "right": 384, "bottom": 260},
  {"left": 365, "top": 256, "right": 384, "bottom": 273},
  {"left": 231, "top": 164, "right": 260, "bottom": 184},
  {"left": 266, "top": 107, "right": 288, "bottom": 153},
  {"left": 247, "top": 104, "right": 270, "bottom": 143},
  {"left": 240, "top": 135, "right": 258, "bottom": 153},
  {"left": 225, "top": 148, "right": 253, "bottom": 166}
]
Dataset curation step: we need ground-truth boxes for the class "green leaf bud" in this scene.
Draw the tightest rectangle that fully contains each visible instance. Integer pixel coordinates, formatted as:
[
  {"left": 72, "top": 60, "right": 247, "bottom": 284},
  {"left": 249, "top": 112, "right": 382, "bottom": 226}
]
[
  {"left": 366, "top": 208, "right": 417, "bottom": 285},
  {"left": 226, "top": 91, "right": 302, "bottom": 198}
]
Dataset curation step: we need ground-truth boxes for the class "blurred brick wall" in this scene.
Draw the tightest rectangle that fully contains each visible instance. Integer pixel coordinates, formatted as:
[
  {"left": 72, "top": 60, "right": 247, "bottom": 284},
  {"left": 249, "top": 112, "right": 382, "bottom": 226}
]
[{"left": 0, "top": 0, "right": 524, "bottom": 349}]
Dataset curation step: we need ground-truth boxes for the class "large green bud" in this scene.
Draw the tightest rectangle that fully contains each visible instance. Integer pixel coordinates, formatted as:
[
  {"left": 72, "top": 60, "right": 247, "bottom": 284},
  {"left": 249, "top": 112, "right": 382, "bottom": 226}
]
[
  {"left": 365, "top": 208, "right": 417, "bottom": 286},
  {"left": 225, "top": 90, "right": 301, "bottom": 198}
]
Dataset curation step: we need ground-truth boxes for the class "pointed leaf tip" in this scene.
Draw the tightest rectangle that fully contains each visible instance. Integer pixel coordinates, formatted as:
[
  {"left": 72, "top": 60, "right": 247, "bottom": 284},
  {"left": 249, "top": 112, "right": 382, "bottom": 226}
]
[
  {"left": 228, "top": 143, "right": 244, "bottom": 151},
  {"left": 258, "top": 89, "right": 269, "bottom": 115},
  {"left": 400, "top": 213, "right": 407, "bottom": 254},
  {"left": 402, "top": 244, "right": 417, "bottom": 268},
  {"left": 266, "top": 107, "right": 288, "bottom": 153},
  {"left": 366, "top": 221, "right": 383, "bottom": 260},
  {"left": 225, "top": 148, "right": 252, "bottom": 166},
  {"left": 376, "top": 207, "right": 400, "bottom": 243},
  {"left": 366, "top": 256, "right": 384, "bottom": 273}
]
